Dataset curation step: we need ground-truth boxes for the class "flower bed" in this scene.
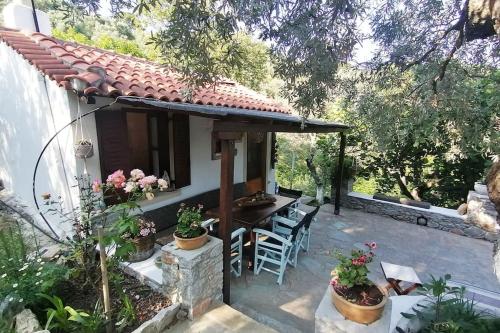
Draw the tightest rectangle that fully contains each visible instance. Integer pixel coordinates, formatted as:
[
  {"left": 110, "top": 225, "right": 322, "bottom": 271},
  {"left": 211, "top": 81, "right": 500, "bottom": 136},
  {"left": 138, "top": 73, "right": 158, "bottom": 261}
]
[{"left": 1, "top": 168, "right": 175, "bottom": 332}]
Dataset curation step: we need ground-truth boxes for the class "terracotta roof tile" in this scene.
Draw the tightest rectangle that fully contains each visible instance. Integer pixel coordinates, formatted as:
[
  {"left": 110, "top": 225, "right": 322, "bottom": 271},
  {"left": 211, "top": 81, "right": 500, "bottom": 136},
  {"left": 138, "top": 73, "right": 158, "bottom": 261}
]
[{"left": 0, "top": 27, "right": 290, "bottom": 114}]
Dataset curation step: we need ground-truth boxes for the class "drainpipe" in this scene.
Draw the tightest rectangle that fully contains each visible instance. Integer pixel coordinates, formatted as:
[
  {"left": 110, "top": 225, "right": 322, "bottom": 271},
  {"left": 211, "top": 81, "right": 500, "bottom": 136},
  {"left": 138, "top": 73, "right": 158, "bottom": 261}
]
[{"left": 30, "top": 0, "right": 40, "bottom": 32}]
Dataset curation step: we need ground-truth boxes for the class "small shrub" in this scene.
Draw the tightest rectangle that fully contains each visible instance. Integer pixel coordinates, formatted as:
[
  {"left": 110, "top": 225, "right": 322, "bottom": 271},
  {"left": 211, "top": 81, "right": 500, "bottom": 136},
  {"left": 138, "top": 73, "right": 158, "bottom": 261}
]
[{"left": 0, "top": 219, "right": 68, "bottom": 307}]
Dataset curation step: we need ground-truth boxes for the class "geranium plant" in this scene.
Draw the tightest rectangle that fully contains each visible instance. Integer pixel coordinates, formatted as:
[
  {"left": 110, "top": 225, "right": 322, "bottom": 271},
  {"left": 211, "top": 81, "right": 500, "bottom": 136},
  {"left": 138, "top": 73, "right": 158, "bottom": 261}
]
[
  {"left": 176, "top": 203, "right": 204, "bottom": 238},
  {"left": 331, "top": 242, "right": 380, "bottom": 305}
]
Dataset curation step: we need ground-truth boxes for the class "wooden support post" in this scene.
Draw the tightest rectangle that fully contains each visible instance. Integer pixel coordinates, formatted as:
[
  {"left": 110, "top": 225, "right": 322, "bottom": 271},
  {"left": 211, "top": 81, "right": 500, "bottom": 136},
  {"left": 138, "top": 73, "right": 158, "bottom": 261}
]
[
  {"left": 219, "top": 139, "right": 235, "bottom": 304},
  {"left": 97, "top": 228, "right": 112, "bottom": 333},
  {"left": 334, "top": 132, "right": 347, "bottom": 215}
]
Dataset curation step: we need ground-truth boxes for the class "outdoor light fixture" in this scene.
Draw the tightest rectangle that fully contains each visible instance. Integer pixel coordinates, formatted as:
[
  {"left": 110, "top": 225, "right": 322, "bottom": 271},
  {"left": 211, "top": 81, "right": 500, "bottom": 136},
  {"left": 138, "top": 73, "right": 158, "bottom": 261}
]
[{"left": 416, "top": 215, "right": 428, "bottom": 226}]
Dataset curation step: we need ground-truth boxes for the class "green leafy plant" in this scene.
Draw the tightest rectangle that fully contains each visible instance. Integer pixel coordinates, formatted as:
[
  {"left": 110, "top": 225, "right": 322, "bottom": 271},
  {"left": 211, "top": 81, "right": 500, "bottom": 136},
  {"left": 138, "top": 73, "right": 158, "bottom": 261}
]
[
  {"left": 331, "top": 242, "right": 377, "bottom": 288},
  {"left": 116, "top": 293, "right": 136, "bottom": 331},
  {"left": 39, "top": 294, "right": 105, "bottom": 333},
  {"left": 176, "top": 203, "right": 204, "bottom": 238},
  {"left": 398, "top": 274, "right": 500, "bottom": 333}
]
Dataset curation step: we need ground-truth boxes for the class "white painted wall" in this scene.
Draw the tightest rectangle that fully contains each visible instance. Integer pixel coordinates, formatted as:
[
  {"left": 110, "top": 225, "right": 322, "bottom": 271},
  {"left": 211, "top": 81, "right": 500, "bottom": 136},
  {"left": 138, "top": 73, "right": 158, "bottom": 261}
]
[
  {"left": 2, "top": 2, "right": 51, "bottom": 36},
  {"left": 0, "top": 41, "right": 77, "bottom": 238}
]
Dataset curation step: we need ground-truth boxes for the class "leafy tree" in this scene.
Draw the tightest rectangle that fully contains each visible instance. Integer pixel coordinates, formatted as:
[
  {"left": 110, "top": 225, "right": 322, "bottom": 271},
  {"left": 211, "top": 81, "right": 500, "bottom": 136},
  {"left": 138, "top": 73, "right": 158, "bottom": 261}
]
[
  {"left": 67, "top": 0, "right": 499, "bottom": 117},
  {"left": 337, "top": 64, "right": 499, "bottom": 207}
]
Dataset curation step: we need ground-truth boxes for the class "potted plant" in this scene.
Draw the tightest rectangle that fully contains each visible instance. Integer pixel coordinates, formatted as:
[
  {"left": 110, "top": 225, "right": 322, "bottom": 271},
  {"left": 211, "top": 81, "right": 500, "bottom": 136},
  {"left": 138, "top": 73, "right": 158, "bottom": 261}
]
[
  {"left": 93, "top": 169, "right": 169, "bottom": 261},
  {"left": 74, "top": 139, "right": 94, "bottom": 158},
  {"left": 330, "top": 242, "right": 388, "bottom": 324},
  {"left": 115, "top": 214, "right": 157, "bottom": 262},
  {"left": 174, "top": 203, "right": 208, "bottom": 250}
]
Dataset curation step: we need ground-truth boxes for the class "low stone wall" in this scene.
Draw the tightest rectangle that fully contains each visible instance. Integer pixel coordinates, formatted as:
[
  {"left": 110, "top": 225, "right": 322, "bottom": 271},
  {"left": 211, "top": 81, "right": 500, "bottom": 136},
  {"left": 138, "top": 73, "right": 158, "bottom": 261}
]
[
  {"left": 161, "top": 236, "right": 223, "bottom": 319},
  {"left": 132, "top": 303, "right": 181, "bottom": 333},
  {"left": 343, "top": 192, "right": 499, "bottom": 242}
]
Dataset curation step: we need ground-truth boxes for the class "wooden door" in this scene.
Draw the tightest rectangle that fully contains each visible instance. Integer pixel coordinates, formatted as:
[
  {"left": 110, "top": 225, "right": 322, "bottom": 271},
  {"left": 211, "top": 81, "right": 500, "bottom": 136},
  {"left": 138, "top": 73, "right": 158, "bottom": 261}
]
[{"left": 246, "top": 133, "right": 267, "bottom": 194}]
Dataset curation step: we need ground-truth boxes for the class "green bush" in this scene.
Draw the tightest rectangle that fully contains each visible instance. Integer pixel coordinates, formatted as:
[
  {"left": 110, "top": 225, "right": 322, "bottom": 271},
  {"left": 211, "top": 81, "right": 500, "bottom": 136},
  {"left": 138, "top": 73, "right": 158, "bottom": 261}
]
[{"left": 0, "top": 217, "right": 68, "bottom": 307}]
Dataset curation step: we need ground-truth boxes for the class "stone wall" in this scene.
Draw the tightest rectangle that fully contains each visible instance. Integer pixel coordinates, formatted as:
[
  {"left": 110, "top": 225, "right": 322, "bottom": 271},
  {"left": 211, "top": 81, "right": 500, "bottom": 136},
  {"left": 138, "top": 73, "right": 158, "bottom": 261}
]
[
  {"left": 343, "top": 192, "right": 499, "bottom": 242},
  {"left": 161, "top": 236, "right": 223, "bottom": 319}
]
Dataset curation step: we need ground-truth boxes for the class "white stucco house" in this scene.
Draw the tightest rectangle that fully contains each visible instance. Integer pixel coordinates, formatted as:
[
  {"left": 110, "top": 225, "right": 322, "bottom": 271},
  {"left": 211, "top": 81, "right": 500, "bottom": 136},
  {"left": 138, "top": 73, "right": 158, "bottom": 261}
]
[
  {"left": 0, "top": 4, "right": 350, "bottom": 244},
  {"left": 0, "top": 6, "right": 291, "bottom": 239}
]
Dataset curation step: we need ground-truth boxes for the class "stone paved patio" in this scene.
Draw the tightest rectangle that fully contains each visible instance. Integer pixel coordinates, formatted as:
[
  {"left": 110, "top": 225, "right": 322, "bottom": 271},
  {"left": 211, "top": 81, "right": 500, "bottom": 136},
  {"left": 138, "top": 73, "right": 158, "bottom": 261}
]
[{"left": 231, "top": 204, "right": 500, "bottom": 333}]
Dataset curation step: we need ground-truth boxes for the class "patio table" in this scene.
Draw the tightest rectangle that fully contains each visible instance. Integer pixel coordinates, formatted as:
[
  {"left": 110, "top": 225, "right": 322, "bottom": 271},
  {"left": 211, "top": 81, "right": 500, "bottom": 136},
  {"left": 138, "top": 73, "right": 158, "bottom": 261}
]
[
  {"left": 205, "top": 194, "right": 296, "bottom": 227},
  {"left": 205, "top": 194, "right": 296, "bottom": 268}
]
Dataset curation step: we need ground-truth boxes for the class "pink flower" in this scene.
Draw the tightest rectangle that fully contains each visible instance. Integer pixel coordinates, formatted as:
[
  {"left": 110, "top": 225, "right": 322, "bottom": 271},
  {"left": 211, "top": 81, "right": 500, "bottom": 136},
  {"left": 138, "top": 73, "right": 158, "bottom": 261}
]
[
  {"left": 106, "top": 170, "right": 126, "bottom": 189},
  {"left": 365, "top": 241, "right": 377, "bottom": 250},
  {"left": 124, "top": 182, "right": 136, "bottom": 193},
  {"left": 130, "top": 169, "right": 145, "bottom": 181},
  {"left": 92, "top": 180, "right": 102, "bottom": 193},
  {"left": 140, "top": 229, "right": 150, "bottom": 237},
  {"left": 138, "top": 175, "right": 157, "bottom": 188}
]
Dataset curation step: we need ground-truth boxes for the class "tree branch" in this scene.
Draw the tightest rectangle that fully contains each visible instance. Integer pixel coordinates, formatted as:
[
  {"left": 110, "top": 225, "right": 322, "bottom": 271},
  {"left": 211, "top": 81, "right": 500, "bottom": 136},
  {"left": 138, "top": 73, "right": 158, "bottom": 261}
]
[
  {"left": 432, "top": 27, "right": 465, "bottom": 93},
  {"left": 403, "top": 0, "right": 469, "bottom": 71}
]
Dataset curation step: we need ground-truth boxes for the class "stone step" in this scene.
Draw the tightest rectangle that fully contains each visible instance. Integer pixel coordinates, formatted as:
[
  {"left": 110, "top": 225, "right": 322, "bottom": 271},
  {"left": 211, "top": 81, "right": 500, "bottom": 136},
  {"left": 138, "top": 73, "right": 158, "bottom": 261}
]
[
  {"left": 231, "top": 302, "right": 303, "bottom": 333},
  {"left": 168, "top": 304, "right": 278, "bottom": 333}
]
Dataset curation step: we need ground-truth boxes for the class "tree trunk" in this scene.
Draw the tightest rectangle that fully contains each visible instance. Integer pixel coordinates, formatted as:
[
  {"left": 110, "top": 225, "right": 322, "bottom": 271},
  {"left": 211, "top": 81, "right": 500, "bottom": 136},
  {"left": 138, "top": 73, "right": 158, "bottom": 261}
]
[
  {"left": 306, "top": 154, "right": 324, "bottom": 204},
  {"left": 396, "top": 173, "right": 421, "bottom": 201}
]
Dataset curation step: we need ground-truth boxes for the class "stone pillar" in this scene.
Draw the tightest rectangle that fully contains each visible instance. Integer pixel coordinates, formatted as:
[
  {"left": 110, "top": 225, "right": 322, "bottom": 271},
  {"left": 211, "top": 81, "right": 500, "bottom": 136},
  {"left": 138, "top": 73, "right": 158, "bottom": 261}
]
[
  {"left": 466, "top": 190, "right": 499, "bottom": 232},
  {"left": 161, "top": 236, "right": 223, "bottom": 319}
]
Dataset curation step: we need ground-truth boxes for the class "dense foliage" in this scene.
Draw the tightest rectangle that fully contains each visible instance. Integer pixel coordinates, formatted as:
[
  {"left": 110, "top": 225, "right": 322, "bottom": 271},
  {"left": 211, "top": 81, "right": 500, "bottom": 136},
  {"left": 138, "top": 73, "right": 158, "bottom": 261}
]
[{"left": 276, "top": 64, "right": 499, "bottom": 208}]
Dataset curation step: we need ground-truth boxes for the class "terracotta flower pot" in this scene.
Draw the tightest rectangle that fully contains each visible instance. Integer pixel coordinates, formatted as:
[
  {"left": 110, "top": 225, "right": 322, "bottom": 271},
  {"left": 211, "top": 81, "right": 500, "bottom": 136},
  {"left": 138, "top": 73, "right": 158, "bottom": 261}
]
[
  {"left": 331, "top": 284, "right": 388, "bottom": 325},
  {"left": 174, "top": 227, "right": 208, "bottom": 250},
  {"left": 128, "top": 235, "right": 155, "bottom": 262}
]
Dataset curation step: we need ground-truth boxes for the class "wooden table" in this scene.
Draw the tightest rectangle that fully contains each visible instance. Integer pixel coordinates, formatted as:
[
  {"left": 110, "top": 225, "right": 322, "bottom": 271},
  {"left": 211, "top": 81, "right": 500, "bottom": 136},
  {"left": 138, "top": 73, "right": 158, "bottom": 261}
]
[
  {"left": 206, "top": 194, "right": 296, "bottom": 228},
  {"left": 206, "top": 194, "right": 296, "bottom": 268}
]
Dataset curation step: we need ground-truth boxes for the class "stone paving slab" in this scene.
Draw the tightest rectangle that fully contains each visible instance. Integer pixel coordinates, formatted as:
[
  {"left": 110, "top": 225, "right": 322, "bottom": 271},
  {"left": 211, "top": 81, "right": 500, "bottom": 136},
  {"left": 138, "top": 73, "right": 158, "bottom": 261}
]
[
  {"left": 231, "top": 205, "right": 500, "bottom": 333},
  {"left": 168, "top": 304, "right": 278, "bottom": 333}
]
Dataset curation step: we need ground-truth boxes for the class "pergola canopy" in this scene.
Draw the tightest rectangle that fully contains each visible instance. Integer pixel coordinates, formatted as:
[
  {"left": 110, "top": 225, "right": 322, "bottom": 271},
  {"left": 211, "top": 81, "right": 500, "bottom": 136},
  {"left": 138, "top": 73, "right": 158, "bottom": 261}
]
[{"left": 115, "top": 96, "right": 350, "bottom": 134}]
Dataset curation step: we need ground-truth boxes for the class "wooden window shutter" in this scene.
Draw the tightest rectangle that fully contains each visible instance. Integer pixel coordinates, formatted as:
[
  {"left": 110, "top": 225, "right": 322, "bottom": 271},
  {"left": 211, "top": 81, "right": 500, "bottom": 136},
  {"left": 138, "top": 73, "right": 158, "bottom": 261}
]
[
  {"left": 95, "top": 111, "right": 130, "bottom": 181},
  {"left": 156, "top": 114, "right": 170, "bottom": 177},
  {"left": 173, "top": 114, "right": 191, "bottom": 188}
]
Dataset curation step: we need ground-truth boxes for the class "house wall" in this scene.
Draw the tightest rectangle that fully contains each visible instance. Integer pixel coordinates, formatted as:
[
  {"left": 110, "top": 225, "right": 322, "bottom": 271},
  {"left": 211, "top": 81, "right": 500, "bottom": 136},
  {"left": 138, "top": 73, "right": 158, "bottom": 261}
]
[{"left": 0, "top": 41, "right": 78, "bottom": 238}]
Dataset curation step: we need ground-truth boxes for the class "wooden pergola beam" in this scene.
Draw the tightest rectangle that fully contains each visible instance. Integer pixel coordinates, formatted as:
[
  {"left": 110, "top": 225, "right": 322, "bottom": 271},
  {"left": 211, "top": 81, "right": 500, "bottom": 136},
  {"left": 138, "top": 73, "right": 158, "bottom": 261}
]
[{"left": 213, "top": 120, "right": 347, "bottom": 133}]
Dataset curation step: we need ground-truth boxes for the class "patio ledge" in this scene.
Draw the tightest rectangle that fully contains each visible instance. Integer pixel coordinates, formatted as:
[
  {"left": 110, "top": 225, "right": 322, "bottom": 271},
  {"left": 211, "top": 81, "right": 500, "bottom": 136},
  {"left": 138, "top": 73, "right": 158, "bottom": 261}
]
[{"left": 347, "top": 191, "right": 465, "bottom": 219}]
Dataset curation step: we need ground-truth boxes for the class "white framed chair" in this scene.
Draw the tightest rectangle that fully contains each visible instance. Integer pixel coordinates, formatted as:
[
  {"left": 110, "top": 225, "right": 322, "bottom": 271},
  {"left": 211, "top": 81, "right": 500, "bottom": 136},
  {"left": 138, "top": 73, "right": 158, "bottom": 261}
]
[
  {"left": 272, "top": 206, "right": 319, "bottom": 254},
  {"left": 285, "top": 206, "right": 306, "bottom": 221},
  {"left": 253, "top": 218, "right": 306, "bottom": 285},
  {"left": 202, "top": 218, "right": 246, "bottom": 277}
]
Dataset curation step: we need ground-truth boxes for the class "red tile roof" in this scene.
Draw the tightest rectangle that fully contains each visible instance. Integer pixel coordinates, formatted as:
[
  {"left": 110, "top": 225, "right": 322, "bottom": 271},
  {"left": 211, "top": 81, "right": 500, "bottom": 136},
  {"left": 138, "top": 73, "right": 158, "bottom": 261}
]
[{"left": 0, "top": 27, "right": 290, "bottom": 113}]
